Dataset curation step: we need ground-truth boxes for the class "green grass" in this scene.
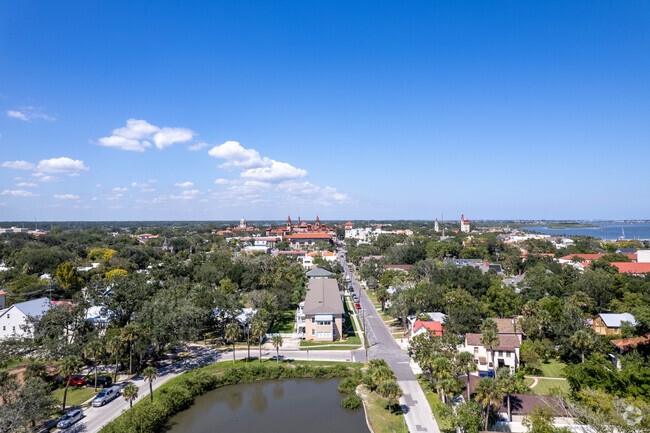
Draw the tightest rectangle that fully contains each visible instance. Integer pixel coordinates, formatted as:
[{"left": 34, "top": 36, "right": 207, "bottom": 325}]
[
  {"left": 0, "top": 357, "right": 28, "bottom": 371},
  {"left": 53, "top": 387, "right": 99, "bottom": 407},
  {"left": 418, "top": 376, "right": 454, "bottom": 432},
  {"left": 365, "top": 388, "right": 406, "bottom": 433},
  {"left": 538, "top": 360, "right": 567, "bottom": 378},
  {"left": 525, "top": 378, "right": 570, "bottom": 396},
  {"left": 300, "top": 345, "right": 361, "bottom": 351},
  {"left": 268, "top": 309, "right": 296, "bottom": 333}
]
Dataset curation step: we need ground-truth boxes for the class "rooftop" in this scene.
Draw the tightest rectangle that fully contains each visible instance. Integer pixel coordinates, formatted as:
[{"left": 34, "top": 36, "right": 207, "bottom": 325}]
[{"left": 303, "top": 279, "right": 344, "bottom": 315}]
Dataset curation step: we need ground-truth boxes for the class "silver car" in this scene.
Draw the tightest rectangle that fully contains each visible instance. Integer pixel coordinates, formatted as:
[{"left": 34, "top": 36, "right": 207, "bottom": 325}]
[
  {"left": 57, "top": 409, "right": 82, "bottom": 429},
  {"left": 91, "top": 385, "right": 120, "bottom": 407}
]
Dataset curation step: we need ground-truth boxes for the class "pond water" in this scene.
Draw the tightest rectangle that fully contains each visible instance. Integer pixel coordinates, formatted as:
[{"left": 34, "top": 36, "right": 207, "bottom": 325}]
[{"left": 166, "top": 378, "right": 369, "bottom": 433}]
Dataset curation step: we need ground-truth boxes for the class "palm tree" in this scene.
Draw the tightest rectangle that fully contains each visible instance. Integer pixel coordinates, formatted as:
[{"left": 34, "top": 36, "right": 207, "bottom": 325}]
[
  {"left": 271, "top": 335, "right": 283, "bottom": 364},
  {"left": 480, "top": 319, "right": 500, "bottom": 376},
  {"left": 84, "top": 339, "right": 105, "bottom": 391},
  {"left": 457, "top": 351, "right": 476, "bottom": 401},
  {"left": 122, "top": 383, "right": 139, "bottom": 408},
  {"left": 474, "top": 377, "right": 501, "bottom": 431},
  {"left": 225, "top": 323, "right": 242, "bottom": 365},
  {"left": 571, "top": 329, "right": 594, "bottom": 363},
  {"left": 496, "top": 368, "right": 514, "bottom": 421},
  {"left": 370, "top": 365, "right": 395, "bottom": 389},
  {"left": 106, "top": 334, "right": 123, "bottom": 383},
  {"left": 121, "top": 323, "right": 141, "bottom": 375},
  {"left": 376, "top": 380, "right": 402, "bottom": 414},
  {"left": 431, "top": 356, "right": 452, "bottom": 402},
  {"left": 141, "top": 367, "right": 158, "bottom": 403},
  {"left": 59, "top": 355, "right": 83, "bottom": 411},
  {"left": 252, "top": 319, "right": 267, "bottom": 363}
]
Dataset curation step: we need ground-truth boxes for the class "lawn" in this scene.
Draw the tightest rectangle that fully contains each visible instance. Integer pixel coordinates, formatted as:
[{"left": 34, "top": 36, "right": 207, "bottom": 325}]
[
  {"left": 417, "top": 376, "right": 455, "bottom": 433},
  {"left": 1, "top": 357, "right": 28, "bottom": 371},
  {"left": 538, "top": 360, "right": 567, "bottom": 378},
  {"left": 268, "top": 309, "right": 296, "bottom": 333},
  {"left": 53, "top": 387, "right": 99, "bottom": 407},
  {"left": 525, "top": 378, "right": 570, "bottom": 395},
  {"left": 364, "top": 387, "right": 407, "bottom": 433}
]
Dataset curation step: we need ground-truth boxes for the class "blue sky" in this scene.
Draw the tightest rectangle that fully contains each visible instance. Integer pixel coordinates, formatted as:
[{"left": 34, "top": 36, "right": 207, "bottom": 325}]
[{"left": 1, "top": 1, "right": 649, "bottom": 221}]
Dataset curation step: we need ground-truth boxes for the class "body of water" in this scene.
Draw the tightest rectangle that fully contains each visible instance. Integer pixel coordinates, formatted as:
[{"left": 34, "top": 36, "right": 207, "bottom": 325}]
[
  {"left": 521, "top": 222, "right": 650, "bottom": 240},
  {"left": 167, "top": 378, "right": 369, "bottom": 433}
]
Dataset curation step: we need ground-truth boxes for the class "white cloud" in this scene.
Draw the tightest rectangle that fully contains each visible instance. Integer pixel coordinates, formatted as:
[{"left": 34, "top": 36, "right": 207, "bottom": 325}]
[
  {"left": 36, "top": 157, "right": 89, "bottom": 175},
  {"left": 97, "top": 119, "right": 195, "bottom": 151},
  {"left": 214, "top": 178, "right": 231, "bottom": 185},
  {"left": 91, "top": 197, "right": 98, "bottom": 201},
  {"left": 1, "top": 189, "right": 39, "bottom": 197},
  {"left": 147, "top": 179, "right": 157, "bottom": 184},
  {"left": 54, "top": 194, "right": 80, "bottom": 200},
  {"left": 2, "top": 160, "right": 36, "bottom": 170},
  {"left": 96, "top": 184, "right": 102, "bottom": 188},
  {"left": 174, "top": 181, "right": 194, "bottom": 188},
  {"left": 6, "top": 107, "right": 55, "bottom": 121},
  {"left": 98, "top": 135, "right": 149, "bottom": 152},
  {"left": 208, "top": 141, "right": 271, "bottom": 169},
  {"left": 107, "top": 194, "right": 123, "bottom": 201},
  {"left": 240, "top": 161, "right": 307, "bottom": 183},
  {"left": 16, "top": 182, "right": 37, "bottom": 187},
  {"left": 112, "top": 187, "right": 128, "bottom": 192},
  {"left": 140, "top": 188, "right": 156, "bottom": 192},
  {"left": 131, "top": 182, "right": 149, "bottom": 188},
  {"left": 188, "top": 142, "right": 209, "bottom": 151},
  {"left": 153, "top": 127, "right": 195, "bottom": 149},
  {"left": 33, "top": 174, "right": 61, "bottom": 182}
]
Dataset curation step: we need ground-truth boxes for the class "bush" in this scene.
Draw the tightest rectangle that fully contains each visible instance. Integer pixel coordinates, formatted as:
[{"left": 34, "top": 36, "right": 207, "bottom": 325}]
[
  {"left": 340, "top": 393, "right": 362, "bottom": 409},
  {"left": 338, "top": 377, "right": 359, "bottom": 394}
]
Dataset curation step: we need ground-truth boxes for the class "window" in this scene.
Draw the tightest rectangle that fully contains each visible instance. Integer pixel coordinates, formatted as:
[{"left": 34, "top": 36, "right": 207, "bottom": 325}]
[
  {"left": 317, "top": 331, "right": 331, "bottom": 338},
  {"left": 311, "top": 329, "right": 315, "bottom": 336},
  {"left": 6, "top": 314, "right": 9, "bottom": 319},
  {"left": 316, "top": 321, "right": 331, "bottom": 326},
  {"left": 474, "top": 347, "right": 478, "bottom": 354},
  {"left": 12, "top": 326, "right": 15, "bottom": 332},
  {"left": 499, "top": 351, "right": 503, "bottom": 358},
  {"left": 506, "top": 352, "right": 511, "bottom": 358},
  {"left": 2, "top": 326, "right": 4, "bottom": 331}
]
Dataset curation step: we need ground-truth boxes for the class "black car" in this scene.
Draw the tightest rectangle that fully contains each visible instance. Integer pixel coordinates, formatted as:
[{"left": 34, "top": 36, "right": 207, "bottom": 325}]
[{"left": 91, "top": 376, "right": 113, "bottom": 388}]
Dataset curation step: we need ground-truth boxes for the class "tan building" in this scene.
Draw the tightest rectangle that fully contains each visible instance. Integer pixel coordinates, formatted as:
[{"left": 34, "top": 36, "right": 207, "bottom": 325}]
[
  {"left": 593, "top": 313, "right": 636, "bottom": 336},
  {"left": 303, "top": 278, "right": 344, "bottom": 342}
]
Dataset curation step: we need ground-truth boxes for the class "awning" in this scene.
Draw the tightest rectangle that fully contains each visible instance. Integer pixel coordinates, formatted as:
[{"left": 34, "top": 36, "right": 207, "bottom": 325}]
[{"left": 315, "top": 314, "right": 333, "bottom": 321}]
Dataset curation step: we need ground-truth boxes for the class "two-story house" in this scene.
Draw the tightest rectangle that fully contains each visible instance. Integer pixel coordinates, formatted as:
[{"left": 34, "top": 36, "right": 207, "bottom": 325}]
[
  {"left": 593, "top": 313, "right": 637, "bottom": 336},
  {"left": 461, "top": 333, "right": 522, "bottom": 375},
  {"left": 0, "top": 297, "right": 52, "bottom": 340}
]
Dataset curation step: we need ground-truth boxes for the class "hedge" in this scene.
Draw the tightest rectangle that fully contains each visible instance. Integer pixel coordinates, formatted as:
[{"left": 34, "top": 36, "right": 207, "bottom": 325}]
[{"left": 99, "top": 363, "right": 357, "bottom": 433}]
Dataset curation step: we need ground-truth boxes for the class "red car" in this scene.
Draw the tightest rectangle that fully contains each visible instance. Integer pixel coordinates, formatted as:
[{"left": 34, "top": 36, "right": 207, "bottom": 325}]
[
  {"left": 66, "top": 376, "right": 86, "bottom": 387},
  {"left": 355, "top": 303, "right": 361, "bottom": 310}
]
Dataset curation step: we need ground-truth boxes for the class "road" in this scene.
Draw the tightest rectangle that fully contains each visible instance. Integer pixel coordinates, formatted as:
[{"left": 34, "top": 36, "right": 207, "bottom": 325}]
[
  {"left": 65, "top": 345, "right": 360, "bottom": 433},
  {"left": 340, "top": 250, "right": 440, "bottom": 433}
]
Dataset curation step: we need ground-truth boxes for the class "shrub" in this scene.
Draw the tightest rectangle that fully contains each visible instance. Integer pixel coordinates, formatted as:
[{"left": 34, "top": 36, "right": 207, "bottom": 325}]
[{"left": 340, "top": 393, "right": 362, "bottom": 409}]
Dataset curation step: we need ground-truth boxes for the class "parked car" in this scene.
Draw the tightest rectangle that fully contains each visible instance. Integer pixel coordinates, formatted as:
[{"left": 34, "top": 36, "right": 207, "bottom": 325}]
[
  {"left": 57, "top": 409, "right": 82, "bottom": 429},
  {"left": 355, "top": 303, "right": 361, "bottom": 309},
  {"left": 92, "top": 385, "right": 121, "bottom": 407},
  {"left": 90, "top": 376, "right": 113, "bottom": 388},
  {"left": 66, "top": 376, "right": 86, "bottom": 387}
]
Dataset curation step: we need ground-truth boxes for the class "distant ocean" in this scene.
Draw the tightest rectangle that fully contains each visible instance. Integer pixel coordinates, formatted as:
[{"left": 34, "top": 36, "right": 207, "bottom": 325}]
[{"left": 521, "top": 222, "right": 650, "bottom": 240}]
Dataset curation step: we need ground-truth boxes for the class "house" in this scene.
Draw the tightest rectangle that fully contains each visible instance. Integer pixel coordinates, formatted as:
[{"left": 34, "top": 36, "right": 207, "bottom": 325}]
[
  {"left": 492, "top": 394, "right": 577, "bottom": 430},
  {"left": 610, "top": 262, "right": 650, "bottom": 275},
  {"left": 383, "top": 264, "right": 412, "bottom": 272},
  {"left": 593, "top": 313, "right": 637, "bottom": 336},
  {"left": 407, "top": 312, "right": 447, "bottom": 334},
  {"left": 491, "top": 318, "right": 525, "bottom": 337},
  {"left": 303, "top": 278, "right": 344, "bottom": 342},
  {"left": 306, "top": 267, "right": 334, "bottom": 279},
  {"left": 411, "top": 320, "right": 444, "bottom": 339},
  {"left": 460, "top": 214, "right": 471, "bottom": 233},
  {"left": 609, "top": 334, "right": 650, "bottom": 370},
  {"left": 0, "top": 297, "right": 52, "bottom": 340},
  {"left": 460, "top": 333, "right": 522, "bottom": 374}
]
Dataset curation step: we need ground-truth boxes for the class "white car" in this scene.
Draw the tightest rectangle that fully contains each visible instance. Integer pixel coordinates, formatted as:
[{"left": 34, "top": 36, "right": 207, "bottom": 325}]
[{"left": 57, "top": 409, "right": 82, "bottom": 429}]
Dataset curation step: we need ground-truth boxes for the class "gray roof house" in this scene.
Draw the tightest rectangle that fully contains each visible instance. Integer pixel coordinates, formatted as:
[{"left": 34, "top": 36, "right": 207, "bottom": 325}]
[
  {"left": 0, "top": 297, "right": 52, "bottom": 340},
  {"left": 303, "top": 278, "right": 344, "bottom": 342},
  {"left": 598, "top": 313, "right": 637, "bottom": 328},
  {"left": 306, "top": 267, "right": 334, "bottom": 279}
]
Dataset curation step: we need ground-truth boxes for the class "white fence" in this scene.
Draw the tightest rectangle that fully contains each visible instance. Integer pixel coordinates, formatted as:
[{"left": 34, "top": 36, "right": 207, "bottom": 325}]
[{"left": 266, "top": 332, "right": 305, "bottom": 340}]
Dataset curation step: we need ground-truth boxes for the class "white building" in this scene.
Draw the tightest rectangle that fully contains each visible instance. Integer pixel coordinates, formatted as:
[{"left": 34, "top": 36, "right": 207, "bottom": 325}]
[
  {"left": 434, "top": 218, "right": 439, "bottom": 232},
  {"left": 0, "top": 297, "right": 52, "bottom": 340},
  {"left": 459, "top": 333, "right": 522, "bottom": 374},
  {"left": 460, "top": 214, "right": 471, "bottom": 233}
]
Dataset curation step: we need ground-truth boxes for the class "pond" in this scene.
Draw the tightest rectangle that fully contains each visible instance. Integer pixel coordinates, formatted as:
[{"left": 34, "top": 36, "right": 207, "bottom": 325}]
[{"left": 166, "top": 378, "right": 369, "bottom": 433}]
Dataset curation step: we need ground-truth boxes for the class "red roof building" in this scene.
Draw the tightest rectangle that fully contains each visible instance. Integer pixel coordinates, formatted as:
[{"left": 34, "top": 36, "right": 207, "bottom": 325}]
[
  {"left": 611, "top": 262, "right": 650, "bottom": 275},
  {"left": 412, "top": 320, "right": 444, "bottom": 337}
]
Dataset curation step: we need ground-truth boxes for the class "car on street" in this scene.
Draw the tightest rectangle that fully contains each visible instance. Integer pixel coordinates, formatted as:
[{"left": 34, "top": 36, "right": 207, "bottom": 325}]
[
  {"left": 355, "top": 303, "right": 361, "bottom": 309},
  {"left": 92, "top": 385, "right": 121, "bottom": 407},
  {"left": 66, "top": 376, "right": 86, "bottom": 387},
  {"left": 57, "top": 409, "right": 83, "bottom": 429}
]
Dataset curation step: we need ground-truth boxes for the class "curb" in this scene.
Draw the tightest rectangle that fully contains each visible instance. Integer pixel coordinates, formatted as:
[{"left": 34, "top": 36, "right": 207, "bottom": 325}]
[{"left": 356, "top": 384, "right": 375, "bottom": 433}]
